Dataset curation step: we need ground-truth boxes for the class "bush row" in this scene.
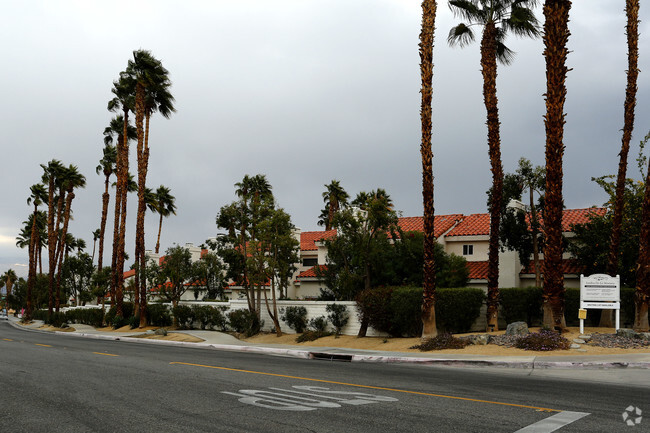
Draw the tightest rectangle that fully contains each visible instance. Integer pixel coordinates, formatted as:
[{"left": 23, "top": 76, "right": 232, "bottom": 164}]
[
  {"left": 356, "top": 286, "right": 486, "bottom": 337},
  {"left": 500, "top": 287, "right": 636, "bottom": 327}
]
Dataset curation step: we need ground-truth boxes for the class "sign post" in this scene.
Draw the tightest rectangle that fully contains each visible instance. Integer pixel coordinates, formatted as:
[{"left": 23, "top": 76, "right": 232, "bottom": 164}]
[{"left": 579, "top": 274, "right": 620, "bottom": 334}]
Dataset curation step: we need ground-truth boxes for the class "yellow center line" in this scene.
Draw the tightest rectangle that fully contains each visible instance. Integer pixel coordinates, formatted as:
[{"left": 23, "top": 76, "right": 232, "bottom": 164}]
[
  {"left": 93, "top": 352, "right": 119, "bottom": 357},
  {"left": 2, "top": 338, "right": 13, "bottom": 341},
  {"left": 170, "top": 362, "right": 559, "bottom": 413},
  {"left": 35, "top": 344, "right": 52, "bottom": 347}
]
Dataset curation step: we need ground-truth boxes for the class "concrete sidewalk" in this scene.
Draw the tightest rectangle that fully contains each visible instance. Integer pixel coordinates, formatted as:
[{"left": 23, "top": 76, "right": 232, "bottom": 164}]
[{"left": 8, "top": 316, "right": 650, "bottom": 370}]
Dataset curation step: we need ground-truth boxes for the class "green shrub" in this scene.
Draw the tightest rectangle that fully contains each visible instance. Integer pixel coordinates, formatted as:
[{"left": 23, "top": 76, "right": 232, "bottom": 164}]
[
  {"left": 128, "top": 315, "right": 140, "bottom": 329},
  {"left": 191, "top": 305, "right": 226, "bottom": 330},
  {"left": 46, "top": 311, "right": 67, "bottom": 328},
  {"left": 227, "top": 309, "right": 261, "bottom": 337},
  {"left": 147, "top": 304, "right": 172, "bottom": 327},
  {"left": 621, "top": 287, "right": 636, "bottom": 326},
  {"left": 356, "top": 286, "right": 485, "bottom": 337},
  {"left": 411, "top": 333, "right": 470, "bottom": 351},
  {"left": 296, "top": 330, "right": 332, "bottom": 343},
  {"left": 355, "top": 286, "right": 393, "bottom": 334},
  {"left": 500, "top": 287, "right": 543, "bottom": 326},
  {"left": 435, "top": 288, "right": 485, "bottom": 333},
  {"left": 308, "top": 316, "right": 328, "bottom": 332},
  {"left": 105, "top": 303, "right": 134, "bottom": 327},
  {"left": 111, "top": 314, "right": 128, "bottom": 329},
  {"left": 281, "top": 306, "right": 308, "bottom": 333},
  {"left": 515, "top": 330, "right": 570, "bottom": 351},
  {"left": 326, "top": 304, "right": 349, "bottom": 336},
  {"left": 62, "top": 308, "right": 104, "bottom": 328},
  {"left": 172, "top": 305, "right": 194, "bottom": 329}
]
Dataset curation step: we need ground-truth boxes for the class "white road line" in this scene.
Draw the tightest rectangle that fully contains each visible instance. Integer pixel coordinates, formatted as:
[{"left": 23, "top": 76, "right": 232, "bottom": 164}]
[{"left": 514, "top": 411, "right": 590, "bottom": 433}]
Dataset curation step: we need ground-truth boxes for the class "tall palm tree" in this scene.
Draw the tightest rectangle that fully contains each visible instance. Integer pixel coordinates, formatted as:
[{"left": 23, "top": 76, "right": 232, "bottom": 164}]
[
  {"left": 321, "top": 180, "right": 349, "bottom": 230},
  {"left": 448, "top": 0, "right": 540, "bottom": 331},
  {"left": 541, "top": 0, "right": 571, "bottom": 330},
  {"left": 91, "top": 229, "right": 100, "bottom": 265},
  {"left": 125, "top": 49, "right": 175, "bottom": 327},
  {"left": 96, "top": 143, "right": 117, "bottom": 273},
  {"left": 419, "top": 0, "right": 438, "bottom": 339},
  {"left": 607, "top": 0, "right": 639, "bottom": 328},
  {"left": 108, "top": 76, "right": 135, "bottom": 317},
  {"left": 2, "top": 269, "right": 17, "bottom": 299},
  {"left": 150, "top": 185, "right": 177, "bottom": 254},
  {"left": 53, "top": 165, "right": 86, "bottom": 311},
  {"left": 40, "top": 159, "right": 65, "bottom": 315}
]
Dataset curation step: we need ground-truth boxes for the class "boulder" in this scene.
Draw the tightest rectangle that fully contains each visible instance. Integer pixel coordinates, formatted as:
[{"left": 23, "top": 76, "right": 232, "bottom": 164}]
[
  {"left": 641, "top": 333, "right": 650, "bottom": 342},
  {"left": 616, "top": 328, "right": 638, "bottom": 339},
  {"left": 505, "top": 322, "right": 529, "bottom": 336},
  {"left": 573, "top": 338, "right": 586, "bottom": 344},
  {"left": 463, "top": 334, "right": 491, "bottom": 345},
  {"left": 154, "top": 328, "right": 168, "bottom": 336}
]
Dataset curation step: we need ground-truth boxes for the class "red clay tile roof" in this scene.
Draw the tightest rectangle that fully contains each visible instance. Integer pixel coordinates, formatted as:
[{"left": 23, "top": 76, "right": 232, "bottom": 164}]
[
  {"left": 397, "top": 214, "right": 464, "bottom": 238},
  {"left": 123, "top": 269, "right": 135, "bottom": 279},
  {"left": 446, "top": 214, "right": 491, "bottom": 237},
  {"left": 466, "top": 261, "right": 489, "bottom": 280},
  {"left": 295, "top": 265, "right": 326, "bottom": 281},
  {"left": 301, "top": 230, "right": 336, "bottom": 251},
  {"left": 521, "top": 259, "right": 584, "bottom": 275},
  {"left": 447, "top": 208, "right": 606, "bottom": 237}
]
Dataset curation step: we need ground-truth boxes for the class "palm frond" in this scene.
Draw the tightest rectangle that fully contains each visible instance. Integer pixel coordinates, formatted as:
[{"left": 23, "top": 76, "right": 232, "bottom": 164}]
[
  {"left": 448, "top": 23, "right": 475, "bottom": 47},
  {"left": 496, "top": 40, "right": 515, "bottom": 65},
  {"left": 449, "top": 0, "right": 482, "bottom": 22},
  {"left": 506, "top": 6, "right": 541, "bottom": 38}
]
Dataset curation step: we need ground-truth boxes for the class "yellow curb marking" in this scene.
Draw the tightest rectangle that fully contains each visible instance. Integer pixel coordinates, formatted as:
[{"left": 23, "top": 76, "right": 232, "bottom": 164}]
[
  {"left": 2, "top": 338, "right": 13, "bottom": 341},
  {"left": 170, "top": 362, "right": 559, "bottom": 413},
  {"left": 35, "top": 344, "right": 52, "bottom": 347},
  {"left": 93, "top": 352, "right": 119, "bottom": 357}
]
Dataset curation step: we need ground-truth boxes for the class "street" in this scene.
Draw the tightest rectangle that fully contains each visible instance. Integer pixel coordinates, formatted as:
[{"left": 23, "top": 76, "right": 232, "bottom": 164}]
[{"left": 1, "top": 321, "right": 648, "bottom": 432}]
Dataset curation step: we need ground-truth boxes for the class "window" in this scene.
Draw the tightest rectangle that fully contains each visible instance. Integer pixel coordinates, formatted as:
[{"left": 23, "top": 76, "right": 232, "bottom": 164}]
[
  {"left": 462, "top": 245, "right": 473, "bottom": 256},
  {"left": 302, "top": 258, "right": 318, "bottom": 267}
]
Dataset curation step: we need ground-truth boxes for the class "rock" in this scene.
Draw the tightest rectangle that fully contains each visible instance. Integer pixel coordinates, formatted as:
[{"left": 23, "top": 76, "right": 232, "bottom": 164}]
[
  {"left": 576, "top": 349, "right": 588, "bottom": 352},
  {"left": 154, "top": 328, "right": 168, "bottom": 336},
  {"left": 616, "top": 328, "right": 638, "bottom": 339},
  {"left": 463, "top": 334, "right": 491, "bottom": 345},
  {"left": 578, "top": 335, "right": 591, "bottom": 341},
  {"left": 640, "top": 333, "right": 650, "bottom": 342},
  {"left": 145, "top": 330, "right": 155, "bottom": 336},
  {"left": 573, "top": 338, "right": 586, "bottom": 344},
  {"left": 505, "top": 322, "right": 529, "bottom": 336},
  {"left": 570, "top": 344, "right": 581, "bottom": 349}
]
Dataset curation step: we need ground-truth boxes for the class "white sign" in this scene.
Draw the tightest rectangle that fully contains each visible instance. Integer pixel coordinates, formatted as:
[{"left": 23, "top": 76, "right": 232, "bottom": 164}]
[
  {"left": 581, "top": 274, "right": 620, "bottom": 302},
  {"left": 579, "top": 274, "right": 621, "bottom": 333}
]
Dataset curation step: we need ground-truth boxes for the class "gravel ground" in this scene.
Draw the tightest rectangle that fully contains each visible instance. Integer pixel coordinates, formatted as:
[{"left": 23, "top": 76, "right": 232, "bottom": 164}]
[{"left": 587, "top": 333, "right": 650, "bottom": 349}]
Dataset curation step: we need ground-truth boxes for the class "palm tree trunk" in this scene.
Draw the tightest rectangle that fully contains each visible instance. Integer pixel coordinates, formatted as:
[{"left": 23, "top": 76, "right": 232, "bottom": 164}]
[
  {"left": 419, "top": 0, "right": 438, "bottom": 340},
  {"left": 604, "top": 0, "right": 639, "bottom": 328},
  {"left": 635, "top": 154, "right": 650, "bottom": 331},
  {"left": 138, "top": 112, "right": 152, "bottom": 328},
  {"left": 155, "top": 212, "right": 164, "bottom": 254},
  {"left": 482, "top": 22, "right": 503, "bottom": 332},
  {"left": 46, "top": 177, "right": 56, "bottom": 316},
  {"left": 529, "top": 187, "right": 542, "bottom": 287},
  {"left": 114, "top": 110, "right": 130, "bottom": 317},
  {"left": 542, "top": 0, "right": 571, "bottom": 330},
  {"left": 133, "top": 85, "right": 146, "bottom": 320},
  {"left": 55, "top": 192, "right": 75, "bottom": 311},
  {"left": 26, "top": 205, "right": 39, "bottom": 321},
  {"left": 98, "top": 176, "right": 111, "bottom": 273}
]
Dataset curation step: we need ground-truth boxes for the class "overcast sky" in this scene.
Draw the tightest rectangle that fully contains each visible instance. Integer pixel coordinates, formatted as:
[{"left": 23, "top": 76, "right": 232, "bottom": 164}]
[{"left": 1, "top": 1, "right": 649, "bottom": 280}]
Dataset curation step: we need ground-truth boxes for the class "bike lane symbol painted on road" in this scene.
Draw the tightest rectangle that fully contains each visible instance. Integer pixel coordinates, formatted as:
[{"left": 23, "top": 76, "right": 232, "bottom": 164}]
[{"left": 222, "top": 385, "right": 399, "bottom": 411}]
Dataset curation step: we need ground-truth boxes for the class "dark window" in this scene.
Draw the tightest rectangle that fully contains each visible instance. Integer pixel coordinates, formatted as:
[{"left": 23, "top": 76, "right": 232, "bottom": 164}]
[
  {"left": 462, "top": 245, "right": 473, "bottom": 256},
  {"left": 302, "top": 258, "right": 318, "bottom": 267}
]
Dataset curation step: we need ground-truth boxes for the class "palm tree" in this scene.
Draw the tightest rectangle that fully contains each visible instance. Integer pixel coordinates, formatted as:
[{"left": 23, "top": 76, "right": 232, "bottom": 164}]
[
  {"left": 40, "top": 159, "right": 65, "bottom": 315},
  {"left": 541, "top": 0, "right": 571, "bottom": 330},
  {"left": 2, "top": 269, "right": 17, "bottom": 300},
  {"left": 125, "top": 49, "right": 175, "bottom": 327},
  {"left": 607, "top": 0, "right": 639, "bottom": 328},
  {"left": 321, "top": 180, "right": 349, "bottom": 230},
  {"left": 419, "top": 0, "right": 438, "bottom": 339},
  {"left": 96, "top": 143, "right": 117, "bottom": 273},
  {"left": 150, "top": 185, "right": 177, "bottom": 254},
  {"left": 91, "top": 229, "right": 100, "bottom": 265},
  {"left": 108, "top": 76, "right": 136, "bottom": 317},
  {"left": 448, "top": 0, "right": 540, "bottom": 331},
  {"left": 53, "top": 165, "right": 86, "bottom": 311}
]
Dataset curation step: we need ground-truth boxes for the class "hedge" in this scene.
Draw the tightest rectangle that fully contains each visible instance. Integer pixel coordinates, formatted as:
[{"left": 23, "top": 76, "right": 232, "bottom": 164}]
[{"left": 356, "top": 286, "right": 485, "bottom": 337}]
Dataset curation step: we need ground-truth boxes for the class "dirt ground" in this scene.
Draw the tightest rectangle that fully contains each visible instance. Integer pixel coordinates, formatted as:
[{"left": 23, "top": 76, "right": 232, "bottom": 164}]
[
  {"left": 243, "top": 327, "right": 650, "bottom": 357},
  {"left": 129, "top": 332, "right": 204, "bottom": 343}
]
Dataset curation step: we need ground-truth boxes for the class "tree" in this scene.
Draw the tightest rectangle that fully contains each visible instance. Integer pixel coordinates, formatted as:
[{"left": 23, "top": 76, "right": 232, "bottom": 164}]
[
  {"left": 107, "top": 75, "right": 136, "bottom": 318},
  {"left": 154, "top": 245, "right": 198, "bottom": 326},
  {"left": 41, "top": 159, "right": 65, "bottom": 315},
  {"left": 150, "top": 185, "right": 177, "bottom": 254},
  {"left": 61, "top": 252, "right": 94, "bottom": 307},
  {"left": 419, "top": 0, "right": 438, "bottom": 339},
  {"left": 91, "top": 229, "right": 100, "bottom": 266},
  {"left": 448, "top": 0, "right": 540, "bottom": 331},
  {"left": 1, "top": 269, "right": 17, "bottom": 302},
  {"left": 542, "top": 0, "right": 571, "bottom": 330},
  {"left": 319, "top": 180, "right": 349, "bottom": 230},
  {"left": 194, "top": 248, "right": 226, "bottom": 300},
  {"left": 635, "top": 131, "right": 650, "bottom": 331},
  {"left": 607, "top": 0, "right": 639, "bottom": 328},
  {"left": 25, "top": 183, "right": 48, "bottom": 320},
  {"left": 124, "top": 49, "right": 176, "bottom": 328}
]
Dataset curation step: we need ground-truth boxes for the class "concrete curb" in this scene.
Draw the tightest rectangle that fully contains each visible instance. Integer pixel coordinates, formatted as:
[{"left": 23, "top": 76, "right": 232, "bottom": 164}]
[{"left": 8, "top": 320, "right": 650, "bottom": 369}]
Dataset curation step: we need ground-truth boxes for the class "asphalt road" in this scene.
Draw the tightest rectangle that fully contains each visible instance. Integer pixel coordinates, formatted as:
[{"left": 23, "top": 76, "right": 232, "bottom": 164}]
[{"left": 1, "top": 321, "right": 648, "bottom": 432}]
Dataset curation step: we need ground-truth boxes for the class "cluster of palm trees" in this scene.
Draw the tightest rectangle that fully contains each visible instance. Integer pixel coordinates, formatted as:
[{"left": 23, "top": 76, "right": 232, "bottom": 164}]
[
  {"left": 419, "top": 0, "right": 644, "bottom": 336},
  {"left": 16, "top": 50, "right": 177, "bottom": 324}
]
